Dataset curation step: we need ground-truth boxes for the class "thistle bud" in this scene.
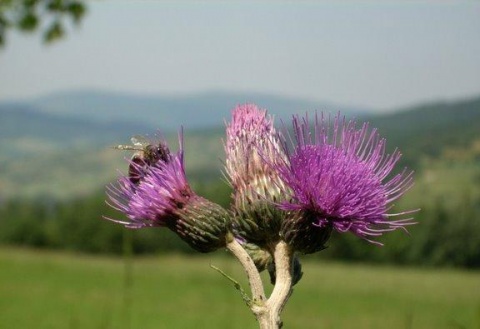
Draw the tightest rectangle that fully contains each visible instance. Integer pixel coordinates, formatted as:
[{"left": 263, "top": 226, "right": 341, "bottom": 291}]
[
  {"left": 281, "top": 211, "right": 332, "bottom": 254},
  {"left": 169, "top": 195, "right": 229, "bottom": 253},
  {"left": 225, "top": 104, "right": 290, "bottom": 245},
  {"left": 241, "top": 242, "right": 273, "bottom": 272}
]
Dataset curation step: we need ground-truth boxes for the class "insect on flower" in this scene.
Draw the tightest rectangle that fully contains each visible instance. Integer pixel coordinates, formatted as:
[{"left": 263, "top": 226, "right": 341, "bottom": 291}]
[
  {"left": 107, "top": 131, "right": 230, "bottom": 252},
  {"left": 114, "top": 135, "right": 171, "bottom": 185}
]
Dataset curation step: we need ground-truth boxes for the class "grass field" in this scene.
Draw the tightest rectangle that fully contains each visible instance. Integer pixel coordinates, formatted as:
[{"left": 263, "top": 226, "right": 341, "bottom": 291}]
[{"left": 0, "top": 247, "right": 479, "bottom": 329}]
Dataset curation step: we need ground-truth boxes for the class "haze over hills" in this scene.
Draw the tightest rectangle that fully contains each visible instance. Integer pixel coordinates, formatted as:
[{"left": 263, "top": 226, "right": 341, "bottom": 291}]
[
  {"left": 368, "top": 97, "right": 480, "bottom": 167},
  {"left": 0, "top": 91, "right": 479, "bottom": 199},
  {"left": 8, "top": 89, "right": 371, "bottom": 130},
  {"left": 0, "top": 105, "right": 153, "bottom": 158},
  {"left": 0, "top": 89, "right": 371, "bottom": 160}
]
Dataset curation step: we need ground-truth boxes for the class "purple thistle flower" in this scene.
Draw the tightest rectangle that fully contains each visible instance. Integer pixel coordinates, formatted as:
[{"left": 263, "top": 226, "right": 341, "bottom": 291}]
[
  {"left": 106, "top": 133, "right": 189, "bottom": 228},
  {"left": 225, "top": 103, "right": 287, "bottom": 196},
  {"left": 225, "top": 104, "right": 289, "bottom": 245},
  {"left": 106, "top": 132, "right": 230, "bottom": 253},
  {"left": 276, "top": 113, "right": 416, "bottom": 245}
]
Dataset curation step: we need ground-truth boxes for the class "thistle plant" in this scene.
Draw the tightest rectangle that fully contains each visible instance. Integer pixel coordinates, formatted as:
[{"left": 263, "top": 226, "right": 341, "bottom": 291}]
[{"left": 106, "top": 105, "right": 417, "bottom": 329}]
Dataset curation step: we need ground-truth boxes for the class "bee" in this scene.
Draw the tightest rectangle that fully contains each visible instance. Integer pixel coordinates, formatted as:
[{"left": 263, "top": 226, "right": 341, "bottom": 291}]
[{"left": 114, "top": 135, "right": 170, "bottom": 185}]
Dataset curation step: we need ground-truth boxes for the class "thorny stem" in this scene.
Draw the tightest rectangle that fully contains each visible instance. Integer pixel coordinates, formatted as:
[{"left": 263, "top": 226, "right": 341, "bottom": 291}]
[{"left": 226, "top": 236, "right": 294, "bottom": 329}]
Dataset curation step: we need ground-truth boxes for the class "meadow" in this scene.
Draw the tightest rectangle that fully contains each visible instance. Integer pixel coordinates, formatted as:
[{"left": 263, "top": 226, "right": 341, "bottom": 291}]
[{"left": 1, "top": 247, "right": 479, "bottom": 329}]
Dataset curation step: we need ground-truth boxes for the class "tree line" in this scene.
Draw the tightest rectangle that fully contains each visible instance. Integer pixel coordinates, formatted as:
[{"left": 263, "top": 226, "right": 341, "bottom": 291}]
[{"left": 0, "top": 179, "right": 479, "bottom": 268}]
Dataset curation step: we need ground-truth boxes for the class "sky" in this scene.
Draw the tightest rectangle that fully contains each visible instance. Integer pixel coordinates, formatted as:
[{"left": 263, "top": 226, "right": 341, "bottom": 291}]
[{"left": 0, "top": 1, "right": 479, "bottom": 111}]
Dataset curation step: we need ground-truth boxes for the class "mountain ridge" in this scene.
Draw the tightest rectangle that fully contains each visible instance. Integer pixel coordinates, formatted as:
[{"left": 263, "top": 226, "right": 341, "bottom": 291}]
[
  {"left": 368, "top": 96, "right": 480, "bottom": 166},
  {"left": 15, "top": 89, "right": 371, "bottom": 130},
  {"left": 1, "top": 92, "right": 479, "bottom": 199},
  {"left": 0, "top": 103, "right": 155, "bottom": 159}
]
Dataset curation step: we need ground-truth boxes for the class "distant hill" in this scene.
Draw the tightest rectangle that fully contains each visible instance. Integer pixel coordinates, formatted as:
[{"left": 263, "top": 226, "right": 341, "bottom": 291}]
[
  {"left": 0, "top": 89, "right": 369, "bottom": 163},
  {"left": 27, "top": 89, "right": 370, "bottom": 130},
  {"left": 0, "top": 128, "right": 226, "bottom": 200},
  {"left": 368, "top": 97, "right": 480, "bottom": 167},
  {"left": 0, "top": 92, "right": 479, "bottom": 199},
  {"left": 0, "top": 104, "right": 153, "bottom": 159}
]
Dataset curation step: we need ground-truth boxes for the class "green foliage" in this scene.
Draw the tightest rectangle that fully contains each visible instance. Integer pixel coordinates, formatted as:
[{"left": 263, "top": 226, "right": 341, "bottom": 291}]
[
  {"left": 0, "top": 175, "right": 479, "bottom": 268},
  {"left": 0, "top": 0, "right": 86, "bottom": 47},
  {"left": 410, "top": 196, "right": 480, "bottom": 268},
  {"left": 0, "top": 179, "right": 233, "bottom": 256},
  {"left": 321, "top": 188, "right": 480, "bottom": 268},
  {"left": 368, "top": 97, "right": 480, "bottom": 168}
]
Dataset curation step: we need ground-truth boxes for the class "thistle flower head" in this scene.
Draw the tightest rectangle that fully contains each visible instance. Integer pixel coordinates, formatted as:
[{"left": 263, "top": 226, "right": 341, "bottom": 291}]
[
  {"left": 277, "top": 113, "right": 416, "bottom": 245},
  {"left": 106, "top": 133, "right": 189, "bottom": 228},
  {"left": 106, "top": 132, "right": 230, "bottom": 253},
  {"left": 225, "top": 104, "right": 289, "bottom": 244},
  {"left": 225, "top": 103, "right": 286, "bottom": 196}
]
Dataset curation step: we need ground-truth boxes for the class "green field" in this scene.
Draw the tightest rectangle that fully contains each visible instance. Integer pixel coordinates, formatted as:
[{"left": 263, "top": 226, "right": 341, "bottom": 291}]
[{"left": 0, "top": 248, "right": 479, "bottom": 329}]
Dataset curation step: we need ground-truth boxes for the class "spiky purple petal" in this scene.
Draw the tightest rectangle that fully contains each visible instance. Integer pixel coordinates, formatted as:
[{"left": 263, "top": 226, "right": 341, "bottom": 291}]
[
  {"left": 106, "top": 135, "right": 189, "bottom": 228},
  {"left": 276, "top": 113, "right": 416, "bottom": 244}
]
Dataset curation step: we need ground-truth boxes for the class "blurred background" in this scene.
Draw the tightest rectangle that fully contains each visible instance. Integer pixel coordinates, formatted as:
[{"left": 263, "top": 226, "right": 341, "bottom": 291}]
[{"left": 0, "top": 1, "right": 479, "bottom": 328}]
